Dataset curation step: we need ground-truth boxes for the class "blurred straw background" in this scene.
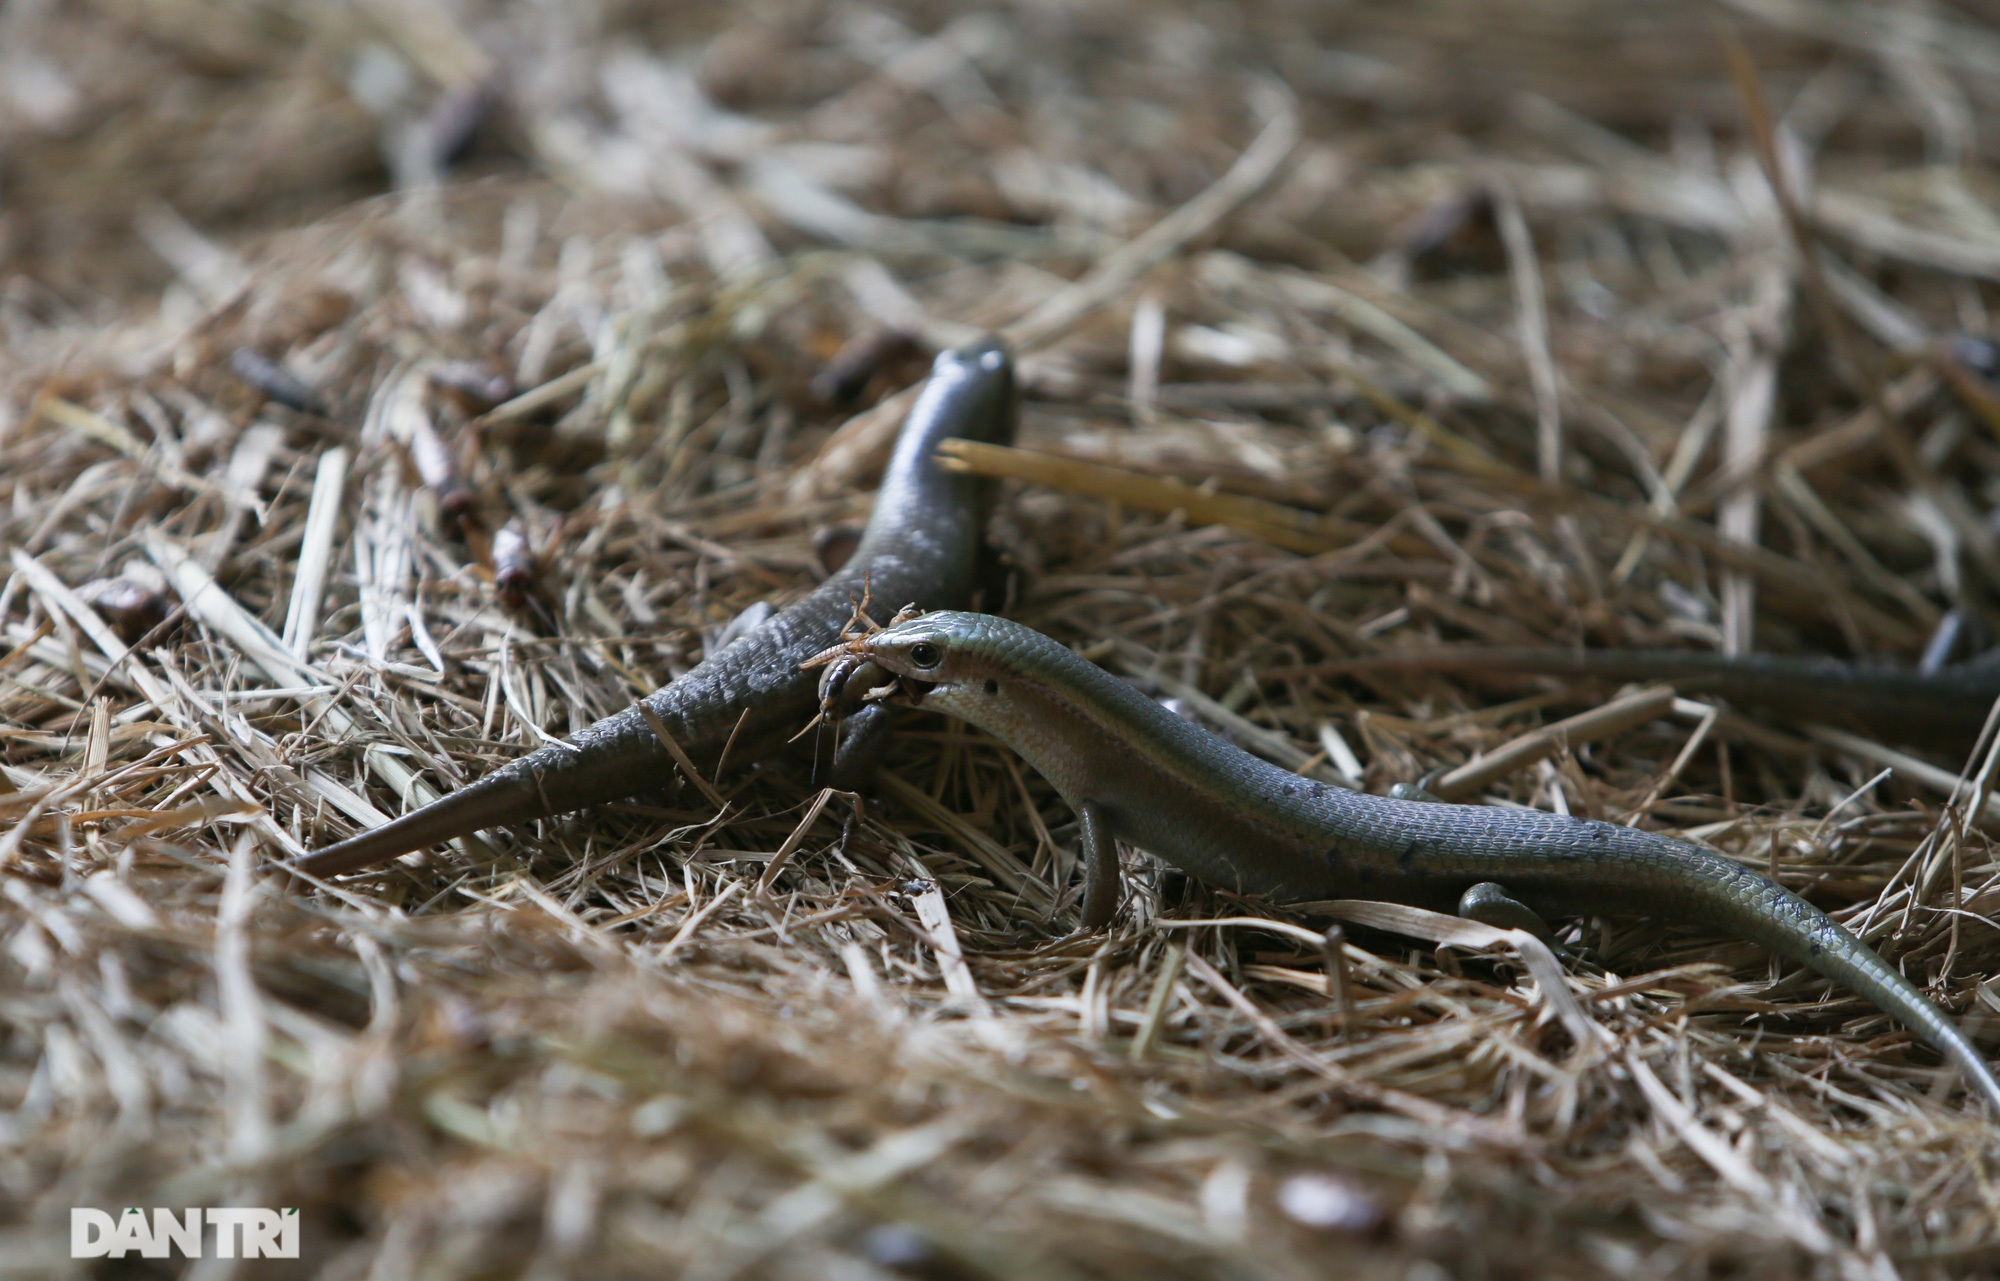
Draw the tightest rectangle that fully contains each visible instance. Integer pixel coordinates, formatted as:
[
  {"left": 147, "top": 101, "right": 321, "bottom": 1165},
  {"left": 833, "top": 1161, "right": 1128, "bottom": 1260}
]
[{"left": 5, "top": 1, "right": 2000, "bottom": 1276}]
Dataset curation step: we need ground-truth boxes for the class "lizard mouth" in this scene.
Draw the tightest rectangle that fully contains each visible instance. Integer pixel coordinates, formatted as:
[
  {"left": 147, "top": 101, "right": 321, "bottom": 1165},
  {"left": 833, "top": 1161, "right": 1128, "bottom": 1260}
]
[{"left": 885, "top": 677, "right": 936, "bottom": 706}]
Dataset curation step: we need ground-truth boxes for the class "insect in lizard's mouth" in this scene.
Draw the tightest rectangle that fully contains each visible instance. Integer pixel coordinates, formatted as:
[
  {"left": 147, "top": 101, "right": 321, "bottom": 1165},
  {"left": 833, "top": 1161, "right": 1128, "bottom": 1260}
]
[{"left": 805, "top": 649, "right": 936, "bottom": 714}]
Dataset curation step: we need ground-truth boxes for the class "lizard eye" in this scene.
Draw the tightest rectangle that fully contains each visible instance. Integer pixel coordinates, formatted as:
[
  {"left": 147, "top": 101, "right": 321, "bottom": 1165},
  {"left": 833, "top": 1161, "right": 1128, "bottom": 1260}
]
[{"left": 908, "top": 641, "right": 943, "bottom": 669}]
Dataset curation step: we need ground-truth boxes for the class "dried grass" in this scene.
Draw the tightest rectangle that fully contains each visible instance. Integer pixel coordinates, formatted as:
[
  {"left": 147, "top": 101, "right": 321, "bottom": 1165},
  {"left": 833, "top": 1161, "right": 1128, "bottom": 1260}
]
[{"left": 4, "top": 2, "right": 2000, "bottom": 1277}]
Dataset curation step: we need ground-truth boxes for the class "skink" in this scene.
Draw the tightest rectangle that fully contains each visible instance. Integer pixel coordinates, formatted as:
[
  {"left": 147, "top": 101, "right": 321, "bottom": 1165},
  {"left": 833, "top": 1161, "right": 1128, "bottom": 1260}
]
[
  {"left": 292, "top": 339, "right": 1017, "bottom": 878},
  {"left": 808, "top": 611, "right": 2000, "bottom": 1112},
  {"left": 1276, "top": 647, "right": 2000, "bottom": 753}
]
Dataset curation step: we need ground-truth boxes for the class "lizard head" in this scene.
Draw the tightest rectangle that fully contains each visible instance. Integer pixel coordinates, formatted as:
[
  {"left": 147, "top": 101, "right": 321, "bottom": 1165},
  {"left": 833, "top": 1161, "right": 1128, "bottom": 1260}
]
[
  {"left": 800, "top": 612, "right": 1095, "bottom": 803},
  {"left": 802, "top": 610, "right": 992, "bottom": 715}
]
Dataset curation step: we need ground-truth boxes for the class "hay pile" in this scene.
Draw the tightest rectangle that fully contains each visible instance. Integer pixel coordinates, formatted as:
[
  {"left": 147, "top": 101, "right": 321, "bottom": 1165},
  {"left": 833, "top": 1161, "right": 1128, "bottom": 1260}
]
[{"left": 4, "top": 1, "right": 2000, "bottom": 1276}]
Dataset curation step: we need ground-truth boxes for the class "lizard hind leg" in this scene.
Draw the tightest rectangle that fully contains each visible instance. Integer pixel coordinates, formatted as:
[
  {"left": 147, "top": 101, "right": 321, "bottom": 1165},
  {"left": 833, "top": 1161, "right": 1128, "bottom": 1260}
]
[
  {"left": 1394, "top": 781, "right": 1568, "bottom": 954},
  {"left": 1387, "top": 784, "right": 1568, "bottom": 951},
  {"left": 1077, "top": 800, "right": 1121, "bottom": 931},
  {"left": 1457, "top": 881, "right": 1557, "bottom": 944}
]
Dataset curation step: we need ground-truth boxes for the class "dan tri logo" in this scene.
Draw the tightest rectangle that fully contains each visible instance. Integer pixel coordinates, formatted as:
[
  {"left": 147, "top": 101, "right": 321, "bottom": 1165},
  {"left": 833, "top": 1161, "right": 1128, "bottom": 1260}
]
[{"left": 71, "top": 1207, "right": 300, "bottom": 1259}]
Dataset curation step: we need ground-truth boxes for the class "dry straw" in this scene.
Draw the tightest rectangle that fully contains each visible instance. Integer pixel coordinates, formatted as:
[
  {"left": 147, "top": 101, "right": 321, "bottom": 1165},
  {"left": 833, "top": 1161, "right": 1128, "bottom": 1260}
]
[{"left": 2, "top": 2, "right": 1999, "bottom": 1277}]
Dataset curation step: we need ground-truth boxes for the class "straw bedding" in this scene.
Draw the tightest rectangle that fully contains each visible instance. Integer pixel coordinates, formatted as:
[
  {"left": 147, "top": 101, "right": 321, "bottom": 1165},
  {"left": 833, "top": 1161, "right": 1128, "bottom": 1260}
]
[{"left": 3, "top": 2, "right": 1999, "bottom": 1276}]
